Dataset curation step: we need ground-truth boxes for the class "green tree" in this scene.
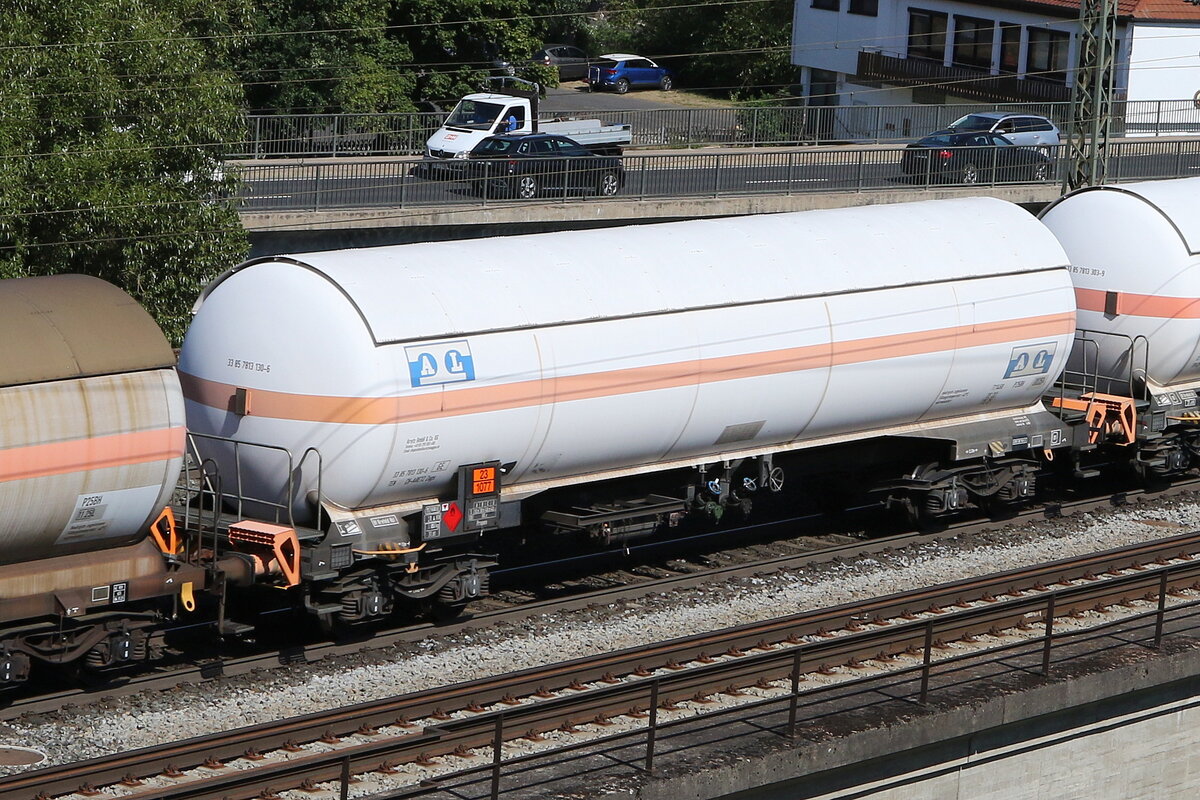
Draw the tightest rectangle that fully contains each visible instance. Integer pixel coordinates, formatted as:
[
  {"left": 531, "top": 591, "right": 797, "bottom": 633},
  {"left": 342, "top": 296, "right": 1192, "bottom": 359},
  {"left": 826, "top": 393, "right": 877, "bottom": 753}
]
[
  {"left": 0, "top": 0, "right": 250, "bottom": 343},
  {"left": 592, "top": 0, "right": 795, "bottom": 100},
  {"left": 237, "top": 0, "right": 418, "bottom": 114},
  {"left": 392, "top": 0, "right": 543, "bottom": 108}
]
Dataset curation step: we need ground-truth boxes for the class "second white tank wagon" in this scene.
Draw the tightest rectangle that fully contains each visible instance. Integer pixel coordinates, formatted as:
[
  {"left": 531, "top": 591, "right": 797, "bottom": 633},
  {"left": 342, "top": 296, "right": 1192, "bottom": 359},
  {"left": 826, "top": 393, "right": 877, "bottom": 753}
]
[
  {"left": 180, "top": 198, "right": 1075, "bottom": 545},
  {"left": 1040, "top": 176, "right": 1200, "bottom": 390}
]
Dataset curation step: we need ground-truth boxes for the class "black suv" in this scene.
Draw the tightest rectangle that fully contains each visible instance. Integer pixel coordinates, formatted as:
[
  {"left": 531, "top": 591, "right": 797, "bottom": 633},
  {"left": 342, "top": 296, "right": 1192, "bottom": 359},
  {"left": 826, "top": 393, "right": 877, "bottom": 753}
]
[{"left": 467, "top": 133, "right": 625, "bottom": 199}]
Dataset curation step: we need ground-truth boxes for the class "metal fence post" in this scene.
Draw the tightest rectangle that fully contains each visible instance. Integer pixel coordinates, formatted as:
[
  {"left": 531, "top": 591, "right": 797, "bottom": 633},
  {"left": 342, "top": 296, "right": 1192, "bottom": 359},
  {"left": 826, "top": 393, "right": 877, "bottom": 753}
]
[
  {"left": 787, "top": 649, "right": 803, "bottom": 737},
  {"left": 339, "top": 756, "right": 351, "bottom": 800},
  {"left": 787, "top": 150, "right": 795, "bottom": 196},
  {"left": 1042, "top": 593, "right": 1056, "bottom": 676},
  {"left": 875, "top": 106, "right": 883, "bottom": 142},
  {"left": 713, "top": 154, "right": 721, "bottom": 198},
  {"left": 646, "top": 680, "right": 659, "bottom": 773},
  {"left": 491, "top": 713, "right": 504, "bottom": 799},
  {"left": 687, "top": 109, "right": 695, "bottom": 146},
  {"left": 919, "top": 620, "right": 934, "bottom": 703},
  {"left": 312, "top": 162, "right": 322, "bottom": 212},
  {"left": 253, "top": 116, "right": 262, "bottom": 159},
  {"left": 856, "top": 148, "right": 865, "bottom": 191},
  {"left": 1154, "top": 570, "right": 1168, "bottom": 648}
]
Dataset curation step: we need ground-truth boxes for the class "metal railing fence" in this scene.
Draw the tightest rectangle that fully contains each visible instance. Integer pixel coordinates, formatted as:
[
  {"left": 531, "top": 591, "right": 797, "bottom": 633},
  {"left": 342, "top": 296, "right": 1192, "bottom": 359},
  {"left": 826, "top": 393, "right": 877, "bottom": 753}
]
[
  {"left": 233, "top": 99, "right": 1200, "bottom": 158},
  {"left": 233, "top": 137, "right": 1200, "bottom": 213}
]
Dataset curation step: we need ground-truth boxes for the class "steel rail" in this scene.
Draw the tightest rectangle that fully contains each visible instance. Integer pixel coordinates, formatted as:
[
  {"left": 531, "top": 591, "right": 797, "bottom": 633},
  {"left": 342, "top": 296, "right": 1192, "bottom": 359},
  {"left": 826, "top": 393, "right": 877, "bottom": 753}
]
[
  {"left": 2, "top": 477, "right": 1193, "bottom": 723},
  {"left": 7, "top": 531, "right": 1200, "bottom": 800}
]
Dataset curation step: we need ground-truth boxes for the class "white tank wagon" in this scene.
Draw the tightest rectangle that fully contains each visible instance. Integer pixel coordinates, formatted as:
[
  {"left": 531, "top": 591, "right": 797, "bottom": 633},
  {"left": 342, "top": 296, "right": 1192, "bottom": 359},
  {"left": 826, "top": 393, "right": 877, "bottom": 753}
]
[
  {"left": 180, "top": 198, "right": 1076, "bottom": 623},
  {"left": 1039, "top": 177, "right": 1200, "bottom": 477},
  {"left": 0, "top": 275, "right": 194, "bottom": 682}
]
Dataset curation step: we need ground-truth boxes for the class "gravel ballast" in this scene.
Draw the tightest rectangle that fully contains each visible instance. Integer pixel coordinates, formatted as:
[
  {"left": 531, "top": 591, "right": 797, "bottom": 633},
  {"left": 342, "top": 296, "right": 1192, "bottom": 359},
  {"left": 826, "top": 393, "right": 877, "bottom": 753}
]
[{"left": 3, "top": 498, "right": 1200, "bottom": 772}]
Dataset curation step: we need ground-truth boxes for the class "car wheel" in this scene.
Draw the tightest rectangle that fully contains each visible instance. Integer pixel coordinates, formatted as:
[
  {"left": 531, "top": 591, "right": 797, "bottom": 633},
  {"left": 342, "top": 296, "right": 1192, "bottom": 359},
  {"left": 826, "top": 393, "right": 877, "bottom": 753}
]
[
  {"left": 597, "top": 171, "right": 621, "bottom": 196},
  {"left": 615, "top": 78, "right": 630, "bottom": 95},
  {"left": 515, "top": 175, "right": 538, "bottom": 199},
  {"left": 659, "top": 75, "right": 673, "bottom": 91},
  {"left": 960, "top": 163, "right": 979, "bottom": 184},
  {"left": 1033, "top": 162, "right": 1049, "bottom": 181}
]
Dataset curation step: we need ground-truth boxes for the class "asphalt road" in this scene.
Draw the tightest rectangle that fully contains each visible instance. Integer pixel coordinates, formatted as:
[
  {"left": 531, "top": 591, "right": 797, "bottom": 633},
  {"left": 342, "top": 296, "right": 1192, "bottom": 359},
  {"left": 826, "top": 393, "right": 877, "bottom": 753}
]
[{"left": 237, "top": 144, "right": 1200, "bottom": 213}]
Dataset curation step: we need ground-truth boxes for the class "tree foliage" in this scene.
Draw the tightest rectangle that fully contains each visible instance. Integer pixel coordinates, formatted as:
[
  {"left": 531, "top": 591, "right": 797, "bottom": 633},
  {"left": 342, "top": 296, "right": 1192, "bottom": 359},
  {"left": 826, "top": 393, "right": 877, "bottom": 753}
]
[
  {"left": 237, "top": 0, "right": 419, "bottom": 114},
  {"left": 0, "top": 0, "right": 250, "bottom": 342},
  {"left": 388, "top": 0, "right": 543, "bottom": 109},
  {"left": 603, "top": 0, "right": 795, "bottom": 99}
]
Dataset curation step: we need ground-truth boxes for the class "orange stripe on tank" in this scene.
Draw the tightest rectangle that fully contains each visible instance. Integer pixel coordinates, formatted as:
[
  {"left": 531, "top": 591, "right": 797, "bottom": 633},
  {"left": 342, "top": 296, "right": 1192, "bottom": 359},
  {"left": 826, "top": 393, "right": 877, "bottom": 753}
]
[
  {"left": 0, "top": 427, "right": 186, "bottom": 483},
  {"left": 1075, "top": 287, "right": 1200, "bottom": 319},
  {"left": 180, "top": 312, "right": 1075, "bottom": 426}
]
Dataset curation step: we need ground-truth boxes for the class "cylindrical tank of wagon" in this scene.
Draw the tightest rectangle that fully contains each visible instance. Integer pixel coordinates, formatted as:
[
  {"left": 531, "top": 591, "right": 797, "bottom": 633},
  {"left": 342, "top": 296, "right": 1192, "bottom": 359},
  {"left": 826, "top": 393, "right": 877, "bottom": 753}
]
[
  {"left": 1038, "top": 177, "right": 1200, "bottom": 389},
  {"left": 0, "top": 275, "right": 186, "bottom": 565},
  {"left": 179, "top": 198, "right": 1077, "bottom": 529}
]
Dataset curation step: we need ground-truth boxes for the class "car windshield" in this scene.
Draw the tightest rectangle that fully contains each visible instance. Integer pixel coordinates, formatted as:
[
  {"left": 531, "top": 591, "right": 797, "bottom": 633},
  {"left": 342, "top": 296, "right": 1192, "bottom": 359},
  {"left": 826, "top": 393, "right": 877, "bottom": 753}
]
[
  {"left": 949, "top": 114, "right": 999, "bottom": 131},
  {"left": 445, "top": 100, "right": 506, "bottom": 130},
  {"left": 917, "top": 134, "right": 957, "bottom": 146},
  {"left": 473, "top": 138, "right": 515, "bottom": 155}
]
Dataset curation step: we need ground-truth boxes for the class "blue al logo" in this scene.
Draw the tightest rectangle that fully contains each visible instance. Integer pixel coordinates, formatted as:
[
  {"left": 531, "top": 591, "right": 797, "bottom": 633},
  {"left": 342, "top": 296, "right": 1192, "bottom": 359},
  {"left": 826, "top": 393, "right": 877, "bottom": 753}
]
[
  {"left": 405, "top": 340, "right": 476, "bottom": 387},
  {"left": 1004, "top": 342, "right": 1057, "bottom": 379}
]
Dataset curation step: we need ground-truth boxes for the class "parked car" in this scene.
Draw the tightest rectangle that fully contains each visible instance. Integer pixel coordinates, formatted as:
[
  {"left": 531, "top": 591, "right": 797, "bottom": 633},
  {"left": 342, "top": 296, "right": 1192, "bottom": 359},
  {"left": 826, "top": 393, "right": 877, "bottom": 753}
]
[
  {"left": 901, "top": 130, "right": 1053, "bottom": 184},
  {"left": 466, "top": 133, "right": 625, "bottom": 199},
  {"left": 531, "top": 44, "right": 591, "bottom": 81},
  {"left": 945, "top": 112, "right": 1061, "bottom": 152},
  {"left": 588, "top": 54, "right": 673, "bottom": 94}
]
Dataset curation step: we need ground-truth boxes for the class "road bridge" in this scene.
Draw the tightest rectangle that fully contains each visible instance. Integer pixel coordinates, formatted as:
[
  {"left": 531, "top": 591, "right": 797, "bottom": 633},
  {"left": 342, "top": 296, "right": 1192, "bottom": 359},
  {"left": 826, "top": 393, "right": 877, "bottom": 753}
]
[
  {"left": 241, "top": 178, "right": 1060, "bottom": 256},
  {"left": 237, "top": 137, "right": 1199, "bottom": 255}
]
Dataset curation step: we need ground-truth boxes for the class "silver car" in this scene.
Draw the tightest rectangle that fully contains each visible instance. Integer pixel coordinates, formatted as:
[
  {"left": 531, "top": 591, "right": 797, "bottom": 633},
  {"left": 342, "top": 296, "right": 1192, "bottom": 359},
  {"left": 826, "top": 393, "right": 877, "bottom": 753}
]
[
  {"left": 532, "top": 44, "right": 591, "bottom": 82},
  {"left": 947, "top": 112, "right": 1061, "bottom": 152}
]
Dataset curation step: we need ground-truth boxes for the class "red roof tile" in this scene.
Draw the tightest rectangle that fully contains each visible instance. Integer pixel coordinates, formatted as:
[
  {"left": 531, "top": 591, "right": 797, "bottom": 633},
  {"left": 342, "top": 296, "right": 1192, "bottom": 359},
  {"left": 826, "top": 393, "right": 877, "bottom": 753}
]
[
  {"left": 978, "top": 0, "right": 1200, "bottom": 20},
  {"left": 1128, "top": 0, "right": 1200, "bottom": 20}
]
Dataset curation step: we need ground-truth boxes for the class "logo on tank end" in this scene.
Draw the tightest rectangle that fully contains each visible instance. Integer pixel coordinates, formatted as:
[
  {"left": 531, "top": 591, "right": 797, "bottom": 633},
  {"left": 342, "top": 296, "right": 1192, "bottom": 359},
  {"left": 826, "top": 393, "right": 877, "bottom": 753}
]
[
  {"left": 406, "top": 340, "right": 476, "bottom": 387},
  {"left": 1004, "top": 342, "right": 1058, "bottom": 379}
]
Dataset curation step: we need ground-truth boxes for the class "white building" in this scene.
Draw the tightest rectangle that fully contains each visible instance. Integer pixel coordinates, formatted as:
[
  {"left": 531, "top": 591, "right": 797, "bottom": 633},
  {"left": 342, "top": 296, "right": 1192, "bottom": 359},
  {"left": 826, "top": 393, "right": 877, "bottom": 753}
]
[{"left": 791, "top": 0, "right": 1200, "bottom": 135}]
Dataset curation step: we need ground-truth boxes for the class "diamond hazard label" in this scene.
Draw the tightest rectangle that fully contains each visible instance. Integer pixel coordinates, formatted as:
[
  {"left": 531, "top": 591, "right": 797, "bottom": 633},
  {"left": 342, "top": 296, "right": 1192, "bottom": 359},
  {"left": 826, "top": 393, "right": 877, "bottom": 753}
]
[{"left": 442, "top": 502, "right": 463, "bottom": 532}]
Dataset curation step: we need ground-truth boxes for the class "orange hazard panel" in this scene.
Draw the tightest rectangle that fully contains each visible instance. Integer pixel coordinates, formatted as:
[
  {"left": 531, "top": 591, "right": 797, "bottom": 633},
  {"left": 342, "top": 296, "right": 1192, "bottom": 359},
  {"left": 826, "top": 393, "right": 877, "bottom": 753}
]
[
  {"left": 228, "top": 520, "right": 301, "bottom": 587},
  {"left": 151, "top": 507, "right": 179, "bottom": 555},
  {"left": 1051, "top": 392, "right": 1137, "bottom": 446}
]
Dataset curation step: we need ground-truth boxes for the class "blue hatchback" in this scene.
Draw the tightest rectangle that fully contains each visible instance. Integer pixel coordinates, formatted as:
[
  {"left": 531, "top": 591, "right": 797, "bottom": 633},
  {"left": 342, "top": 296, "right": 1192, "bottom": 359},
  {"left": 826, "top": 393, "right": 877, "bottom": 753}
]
[{"left": 588, "top": 54, "right": 673, "bottom": 94}]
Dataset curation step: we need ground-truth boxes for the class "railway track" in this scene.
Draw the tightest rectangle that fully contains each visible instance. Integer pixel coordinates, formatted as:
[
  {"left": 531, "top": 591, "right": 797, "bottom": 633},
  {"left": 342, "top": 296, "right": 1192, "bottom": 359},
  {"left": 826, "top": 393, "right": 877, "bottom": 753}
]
[
  {"left": 1, "top": 477, "right": 1193, "bottom": 723},
  {"left": 7, "top": 526, "right": 1200, "bottom": 800}
]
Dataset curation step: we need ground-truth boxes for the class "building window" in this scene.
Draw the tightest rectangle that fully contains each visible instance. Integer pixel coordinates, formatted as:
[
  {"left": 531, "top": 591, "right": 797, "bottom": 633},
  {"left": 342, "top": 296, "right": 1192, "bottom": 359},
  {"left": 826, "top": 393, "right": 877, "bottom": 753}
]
[
  {"left": 999, "top": 23, "right": 1021, "bottom": 73},
  {"left": 953, "top": 16, "right": 993, "bottom": 69},
  {"left": 1027, "top": 28, "right": 1070, "bottom": 82},
  {"left": 849, "top": 0, "right": 878, "bottom": 16},
  {"left": 812, "top": 0, "right": 839, "bottom": 10},
  {"left": 909, "top": 10, "right": 948, "bottom": 62},
  {"left": 809, "top": 68, "right": 840, "bottom": 105}
]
